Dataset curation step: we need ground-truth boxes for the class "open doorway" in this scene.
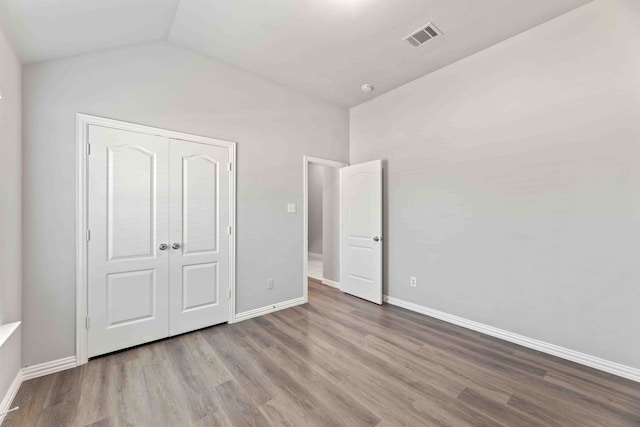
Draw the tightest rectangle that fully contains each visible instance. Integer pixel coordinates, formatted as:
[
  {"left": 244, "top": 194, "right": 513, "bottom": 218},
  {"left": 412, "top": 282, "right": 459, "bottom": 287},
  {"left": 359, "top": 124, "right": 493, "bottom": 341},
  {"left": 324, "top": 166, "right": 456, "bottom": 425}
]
[
  {"left": 307, "top": 162, "right": 324, "bottom": 281},
  {"left": 302, "top": 156, "right": 348, "bottom": 301},
  {"left": 303, "top": 156, "right": 384, "bottom": 305}
]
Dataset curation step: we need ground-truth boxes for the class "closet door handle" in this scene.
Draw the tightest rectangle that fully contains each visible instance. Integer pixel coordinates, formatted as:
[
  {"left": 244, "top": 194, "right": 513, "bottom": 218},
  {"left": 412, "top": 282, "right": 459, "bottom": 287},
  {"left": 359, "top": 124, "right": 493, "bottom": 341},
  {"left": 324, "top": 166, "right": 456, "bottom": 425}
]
[
  {"left": 159, "top": 243, "right": 168, "bottom": 251},
  {"left": 172, "top": 243, "right": 181, "bottom": 250}
]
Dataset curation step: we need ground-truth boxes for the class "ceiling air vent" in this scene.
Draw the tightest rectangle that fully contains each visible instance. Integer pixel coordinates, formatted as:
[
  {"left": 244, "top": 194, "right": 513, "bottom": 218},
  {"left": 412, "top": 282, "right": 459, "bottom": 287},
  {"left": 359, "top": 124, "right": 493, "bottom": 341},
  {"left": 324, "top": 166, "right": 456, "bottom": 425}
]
[{"left": 403, "top": 22, "right": 442, "bottom": 47}]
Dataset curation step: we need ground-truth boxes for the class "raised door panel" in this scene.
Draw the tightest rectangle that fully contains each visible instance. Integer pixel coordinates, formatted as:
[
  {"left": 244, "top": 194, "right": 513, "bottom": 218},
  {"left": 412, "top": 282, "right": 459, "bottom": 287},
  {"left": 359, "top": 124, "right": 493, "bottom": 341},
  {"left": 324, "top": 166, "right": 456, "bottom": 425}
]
[
  {"left": 182, "top": 156, "right": 218, "bottom": 254},
  {"left": 107, "top": 269, "right": 156, "bottom": 327},
  {"left": 107, "top": 146, "right": 156, "bottom": 260},
  {"left": 182, "top": 262, "right": 218, "bottom": 312}
]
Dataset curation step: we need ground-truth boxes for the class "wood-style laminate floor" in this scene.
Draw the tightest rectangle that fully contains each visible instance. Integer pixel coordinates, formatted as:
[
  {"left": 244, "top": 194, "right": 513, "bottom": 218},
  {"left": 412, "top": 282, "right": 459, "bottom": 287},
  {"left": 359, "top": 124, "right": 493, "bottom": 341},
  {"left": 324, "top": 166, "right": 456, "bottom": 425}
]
[{"left": 5, "top": 280, "right": 640, "bottom": 426}]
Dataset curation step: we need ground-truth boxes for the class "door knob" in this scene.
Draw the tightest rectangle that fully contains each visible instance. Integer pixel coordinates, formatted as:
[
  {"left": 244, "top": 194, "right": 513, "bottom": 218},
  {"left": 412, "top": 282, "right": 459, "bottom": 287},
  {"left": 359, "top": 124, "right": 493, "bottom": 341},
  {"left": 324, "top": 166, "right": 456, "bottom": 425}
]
[
  {"left": 172, "top": 243, "right": 181, "bottom": 250},
  {"left": 373, "top": 236, "right": 381, "bottom": 242},
  {"left": 159, "top": 243, "right": 168, "bottom": 251}
]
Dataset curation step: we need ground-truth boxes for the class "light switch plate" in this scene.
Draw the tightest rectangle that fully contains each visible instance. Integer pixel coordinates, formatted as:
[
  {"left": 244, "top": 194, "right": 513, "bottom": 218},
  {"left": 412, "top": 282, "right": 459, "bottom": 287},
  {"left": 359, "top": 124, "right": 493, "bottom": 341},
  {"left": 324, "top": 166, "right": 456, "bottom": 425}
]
[{"left": 287, "top": 203, "right": 297, "bottom": 213}]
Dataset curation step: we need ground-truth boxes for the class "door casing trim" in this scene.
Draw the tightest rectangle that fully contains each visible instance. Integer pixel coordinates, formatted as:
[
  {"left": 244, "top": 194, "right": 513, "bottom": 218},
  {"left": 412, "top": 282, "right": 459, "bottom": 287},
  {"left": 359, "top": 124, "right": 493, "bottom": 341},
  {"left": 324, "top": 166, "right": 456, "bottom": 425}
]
[{"left": 76, "top": 113, "right": 237, "bottom": 365}]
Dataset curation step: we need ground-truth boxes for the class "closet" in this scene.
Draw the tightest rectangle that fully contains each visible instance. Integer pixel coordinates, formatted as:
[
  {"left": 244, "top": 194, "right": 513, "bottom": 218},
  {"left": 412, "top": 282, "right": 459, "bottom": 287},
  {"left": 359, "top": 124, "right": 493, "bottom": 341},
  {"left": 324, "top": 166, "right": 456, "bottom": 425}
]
[{"left": 85, "top": 124, "right": 232, "bottom": 357}]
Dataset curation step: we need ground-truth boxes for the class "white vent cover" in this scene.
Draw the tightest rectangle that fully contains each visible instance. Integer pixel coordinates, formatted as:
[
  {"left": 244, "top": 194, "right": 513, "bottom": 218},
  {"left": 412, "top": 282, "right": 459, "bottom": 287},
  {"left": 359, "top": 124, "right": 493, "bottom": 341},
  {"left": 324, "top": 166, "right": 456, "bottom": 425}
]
[{"left": 403, "top": 23, "right": 442, "bottom": 47}]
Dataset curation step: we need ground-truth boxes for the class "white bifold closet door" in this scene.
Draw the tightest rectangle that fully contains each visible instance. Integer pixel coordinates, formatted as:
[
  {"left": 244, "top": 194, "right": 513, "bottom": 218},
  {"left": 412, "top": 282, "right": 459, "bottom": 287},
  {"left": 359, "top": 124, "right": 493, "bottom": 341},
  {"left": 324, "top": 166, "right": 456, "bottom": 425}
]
[{"left": 87, "top": 125, "right": 229, "bottom": 357}]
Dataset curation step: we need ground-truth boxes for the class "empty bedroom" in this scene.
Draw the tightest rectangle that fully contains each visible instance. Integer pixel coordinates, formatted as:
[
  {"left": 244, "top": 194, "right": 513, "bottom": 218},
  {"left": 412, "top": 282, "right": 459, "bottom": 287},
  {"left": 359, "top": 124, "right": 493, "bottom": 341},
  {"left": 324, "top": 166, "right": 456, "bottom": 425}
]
[{"left": 0, "top": 0, "right": 639, "bottom": 425}]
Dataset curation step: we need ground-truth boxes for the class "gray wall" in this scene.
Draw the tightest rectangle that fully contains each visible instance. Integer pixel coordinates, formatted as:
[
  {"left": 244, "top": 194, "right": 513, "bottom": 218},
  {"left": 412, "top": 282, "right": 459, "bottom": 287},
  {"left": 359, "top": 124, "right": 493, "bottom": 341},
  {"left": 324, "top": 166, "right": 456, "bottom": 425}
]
[
  {"left": 308, "top": 164, "right": 323, "bottom": 255},
  {"left": 22, "top": 41, "right": 349, "bottom": 366},
  {"left": 0, "top": 25, "right": 22, "bottom": 399},
  {"left": 350, "top": 0, "right": 640, "bottom": 369},
  {"left": 322, "top": 167, "right": 340, "bottom": 282}
]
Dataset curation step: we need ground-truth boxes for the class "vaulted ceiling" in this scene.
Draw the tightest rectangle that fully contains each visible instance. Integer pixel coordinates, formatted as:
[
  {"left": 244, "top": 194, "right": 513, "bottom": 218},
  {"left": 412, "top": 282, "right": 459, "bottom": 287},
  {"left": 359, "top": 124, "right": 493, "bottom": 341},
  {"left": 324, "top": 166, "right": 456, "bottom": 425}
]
[{"left": 0, "top": 0, "right": 592, "bottom": 106}]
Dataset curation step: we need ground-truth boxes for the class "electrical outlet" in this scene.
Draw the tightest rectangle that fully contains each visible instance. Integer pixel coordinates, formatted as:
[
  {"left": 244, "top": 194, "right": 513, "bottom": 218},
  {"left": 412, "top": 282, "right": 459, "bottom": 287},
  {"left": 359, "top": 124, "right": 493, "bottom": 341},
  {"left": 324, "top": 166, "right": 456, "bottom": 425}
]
[
  {"left": 410, "top": 276, "right": 417, "bottom": 287},
  {"left": 287, "top": 203, "right": 296, "bottom": 213},
  {"left": 268, "top": 279, "right": 275, "bottom": 290}
]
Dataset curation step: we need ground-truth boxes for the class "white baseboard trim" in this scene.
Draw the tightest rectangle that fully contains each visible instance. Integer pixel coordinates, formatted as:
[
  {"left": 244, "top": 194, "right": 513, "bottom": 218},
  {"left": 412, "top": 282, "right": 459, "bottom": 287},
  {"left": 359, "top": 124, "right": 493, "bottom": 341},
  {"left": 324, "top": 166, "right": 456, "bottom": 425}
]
[
  {"left": 234, "top": 297, "right": 306, "bottom": 323},
  {"left": 308, "top": 252, "right": 322, "bottom": 259},
  {"left": 384, "top": 295, "right": 640, "bottom": 383},
  {"left": 1, "top": 356, "right": 77, "bottom": 424},
  {"left": 321, "top": 278, "right": 340, "bottom": 289},
  {"left": 21, "top": 356, "right": 77, "bottom": 382},
  {"left": 0, "top": 369, "right": 22, "bottom": 425}
]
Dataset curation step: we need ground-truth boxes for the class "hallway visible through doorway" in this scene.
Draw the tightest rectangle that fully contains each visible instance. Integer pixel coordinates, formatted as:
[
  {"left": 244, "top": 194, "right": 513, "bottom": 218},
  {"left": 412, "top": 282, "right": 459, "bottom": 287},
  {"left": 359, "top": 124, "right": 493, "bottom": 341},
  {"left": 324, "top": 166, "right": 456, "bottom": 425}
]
[
  {"left": 303, "top": 156, "right": 347, "bottom": 298},
  {"left": 308, "top": 253, "right": 323, "bottom": 281}
]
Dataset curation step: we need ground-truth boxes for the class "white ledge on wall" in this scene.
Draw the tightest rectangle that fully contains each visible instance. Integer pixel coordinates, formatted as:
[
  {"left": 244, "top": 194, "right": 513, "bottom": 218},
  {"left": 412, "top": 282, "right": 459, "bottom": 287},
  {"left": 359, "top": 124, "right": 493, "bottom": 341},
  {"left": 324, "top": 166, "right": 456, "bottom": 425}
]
[
  {"left": 0, "top": 322, "right": 20, "bottom": 349},
  {"left": 384, "top": 295, "right": 640, "bottom": 383}
]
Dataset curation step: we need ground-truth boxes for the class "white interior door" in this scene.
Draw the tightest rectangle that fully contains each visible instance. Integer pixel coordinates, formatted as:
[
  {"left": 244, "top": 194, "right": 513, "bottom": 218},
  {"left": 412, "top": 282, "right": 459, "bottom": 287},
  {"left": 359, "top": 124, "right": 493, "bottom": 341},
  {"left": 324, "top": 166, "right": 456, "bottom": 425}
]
[
  {"left": 340, "top": 160, "right": 383, "bottom": 304},
  {"left": 87, "top": 125, "right": 170, "bottom": 357},
  {"left": 169, "top": 139, "right": 230, "bottom": 335}
]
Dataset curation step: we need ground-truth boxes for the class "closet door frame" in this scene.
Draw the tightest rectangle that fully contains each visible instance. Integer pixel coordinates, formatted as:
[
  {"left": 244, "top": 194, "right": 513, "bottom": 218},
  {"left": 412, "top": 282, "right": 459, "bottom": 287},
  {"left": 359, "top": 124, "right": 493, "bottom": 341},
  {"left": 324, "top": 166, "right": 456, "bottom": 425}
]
[{"left": 76, "top": 113, "right": 237, "bottom": 366}]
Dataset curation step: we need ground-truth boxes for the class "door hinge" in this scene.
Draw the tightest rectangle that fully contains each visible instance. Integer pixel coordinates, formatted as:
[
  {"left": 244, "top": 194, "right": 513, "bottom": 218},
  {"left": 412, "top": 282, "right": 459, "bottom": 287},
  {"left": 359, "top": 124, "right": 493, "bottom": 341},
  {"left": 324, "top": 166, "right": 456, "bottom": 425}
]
[
  {"left": 228, "top": 163, "right": 232, "bottom": 172},
  {"left": 228, "top": 289, "right": 231, "bottom": 299},
  {"left": 85, "top": 317, "right": 91, "bottom": 329},
  {"left": 86, "top": 229, "right": 91, "bottom": 242},
  {"left": 228, "top": 226, "right": 232, "bottom": 235},
  {"left": 86, "top": 144, "right": 91, "bottom": 155}
]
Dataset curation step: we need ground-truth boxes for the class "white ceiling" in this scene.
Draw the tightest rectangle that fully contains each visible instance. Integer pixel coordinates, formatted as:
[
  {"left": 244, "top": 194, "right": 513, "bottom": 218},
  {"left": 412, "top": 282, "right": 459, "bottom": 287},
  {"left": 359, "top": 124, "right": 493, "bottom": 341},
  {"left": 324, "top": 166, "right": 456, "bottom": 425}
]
[
  {"left": 0, "top": 0, "right": 180, "bottom": 63},
  {"left": 0, "top": 0, "right": 591, "bottom": 107}
]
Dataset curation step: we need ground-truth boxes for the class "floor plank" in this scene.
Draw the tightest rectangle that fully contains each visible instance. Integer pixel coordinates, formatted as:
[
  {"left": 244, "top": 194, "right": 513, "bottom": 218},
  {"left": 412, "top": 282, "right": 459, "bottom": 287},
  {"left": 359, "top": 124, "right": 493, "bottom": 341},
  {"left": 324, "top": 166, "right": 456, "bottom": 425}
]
[{"left": 5, "top": 280, "right": 640, "bottom": 426}]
